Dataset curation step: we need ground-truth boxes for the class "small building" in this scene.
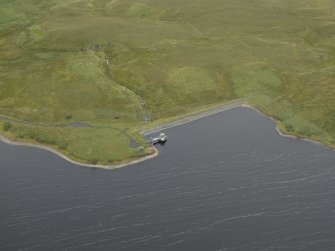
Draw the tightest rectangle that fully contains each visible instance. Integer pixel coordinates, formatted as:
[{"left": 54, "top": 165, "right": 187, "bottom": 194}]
[
  {"left": 151, "top": 133, "right": 167, "bottom": 144},
  {"left": 158, "top": 133, "right": 167, "bottom": 142}
]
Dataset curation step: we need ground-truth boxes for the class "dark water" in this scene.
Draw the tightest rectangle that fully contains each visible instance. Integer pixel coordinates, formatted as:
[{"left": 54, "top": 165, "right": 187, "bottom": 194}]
[{"left": 1, "top": 107, "right": 335, "bottom": 250}]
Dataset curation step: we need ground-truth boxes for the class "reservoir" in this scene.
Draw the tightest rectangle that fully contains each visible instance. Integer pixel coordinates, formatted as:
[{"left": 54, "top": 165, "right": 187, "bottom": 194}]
[{"left": 1, "top": 107, "right": 335, "bottom": 250}]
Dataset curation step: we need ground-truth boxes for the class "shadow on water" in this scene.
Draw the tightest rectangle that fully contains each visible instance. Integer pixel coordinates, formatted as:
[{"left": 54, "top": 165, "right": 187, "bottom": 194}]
[
  {"left": 1, "top": 107, "right": 335, "bottom": 250},
  {"left": 157, "top": 141, "right": 167, "bottom": 146}
]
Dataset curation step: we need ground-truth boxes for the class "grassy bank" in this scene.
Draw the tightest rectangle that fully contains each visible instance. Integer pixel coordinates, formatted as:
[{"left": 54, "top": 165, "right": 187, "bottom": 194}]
[
  {"left": 0, "top": 121, "right": 154, "bottom": 166},
  {"left": 0, "top": 0, "right": 334, "bottom": 165}
]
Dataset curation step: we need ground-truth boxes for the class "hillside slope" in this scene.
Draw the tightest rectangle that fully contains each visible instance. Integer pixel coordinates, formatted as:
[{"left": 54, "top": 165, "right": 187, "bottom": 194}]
[{"left": 1, "top": 0, "right": 334, "bottom": 165}]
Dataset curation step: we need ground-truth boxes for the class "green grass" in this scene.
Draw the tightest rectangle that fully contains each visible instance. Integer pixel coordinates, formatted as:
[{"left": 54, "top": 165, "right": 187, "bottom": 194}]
[
  {"left": 0, "top": 51, "right": 144, "bottom": 124},
  {"left": 0, "top": 0, "right": 334, "bottom": 165},
  {"left": 1, "top": 122, "right": 148, "bottom": 165},
  {"left": 0, "top": 2, "right": 27, "bottom": 32}
]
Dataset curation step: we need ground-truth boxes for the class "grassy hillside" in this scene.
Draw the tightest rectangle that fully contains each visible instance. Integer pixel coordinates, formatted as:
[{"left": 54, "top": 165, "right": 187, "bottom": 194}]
[{"left": 0, "top": 0, "right": 334, "bottom": 165}]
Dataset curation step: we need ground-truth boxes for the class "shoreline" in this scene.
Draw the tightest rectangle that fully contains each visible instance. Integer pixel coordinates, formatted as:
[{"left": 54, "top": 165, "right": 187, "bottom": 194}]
[
  {"left": 240, "top": 104, "right": 335, "bottom": 151},
  {"left": 0, "top": 133, "right": 159, "bottom": 170},
  {"left": 1, "top": 102, "right": 334, "bottom": 169},
  {"left": 0, "top": 100, "right": 244, "bottom": 170}
]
